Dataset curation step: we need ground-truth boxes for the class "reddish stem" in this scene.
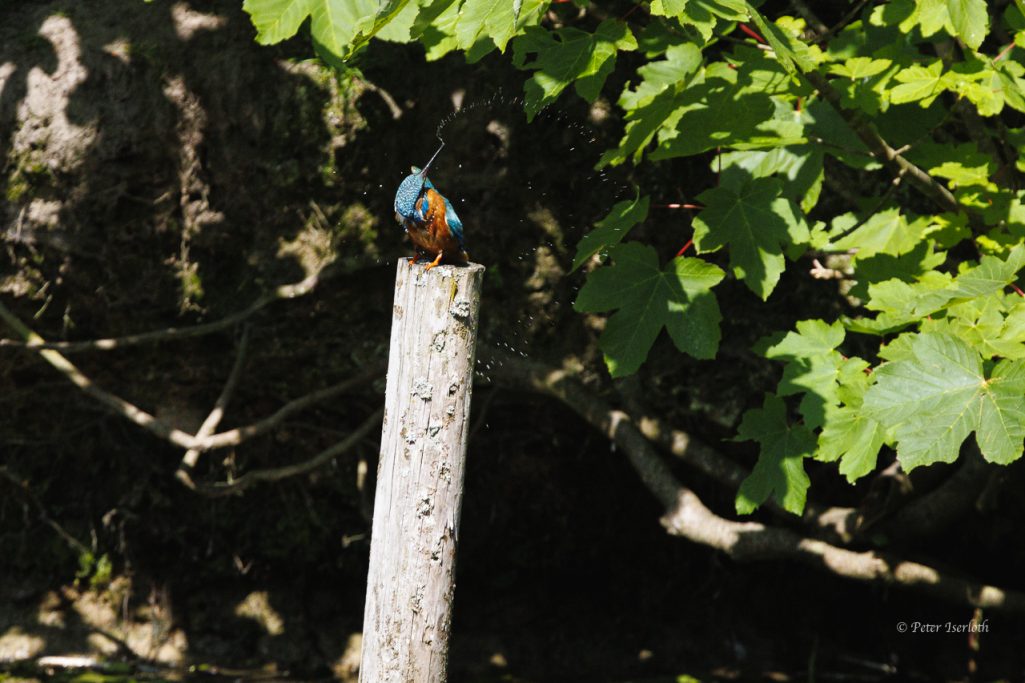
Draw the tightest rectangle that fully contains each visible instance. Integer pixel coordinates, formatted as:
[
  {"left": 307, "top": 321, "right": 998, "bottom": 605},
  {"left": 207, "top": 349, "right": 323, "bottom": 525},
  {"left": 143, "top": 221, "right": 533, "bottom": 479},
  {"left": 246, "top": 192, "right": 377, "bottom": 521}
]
[
  {"left": 995, "top": 42, "right": 1016, "bottom": 62},
  {"left": 676, "top": 239, "right": 694, "bottom": 257},
  {"left": 1011, "top": 284, "right": 1025, "bottom": 297},
  {"left": 739, "top": 23, "right": 766, "bottom": 44}
]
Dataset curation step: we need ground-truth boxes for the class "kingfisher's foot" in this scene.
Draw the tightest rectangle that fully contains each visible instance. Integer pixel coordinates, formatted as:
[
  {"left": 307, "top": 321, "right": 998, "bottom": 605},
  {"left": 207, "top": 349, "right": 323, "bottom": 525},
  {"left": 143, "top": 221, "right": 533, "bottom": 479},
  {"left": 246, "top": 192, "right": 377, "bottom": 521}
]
[
  {"left": 407, "top": 254, "right": 421, "bottom": 265},
  {"left": 424, "top": 252, "right": 445, "bottom": 272}
]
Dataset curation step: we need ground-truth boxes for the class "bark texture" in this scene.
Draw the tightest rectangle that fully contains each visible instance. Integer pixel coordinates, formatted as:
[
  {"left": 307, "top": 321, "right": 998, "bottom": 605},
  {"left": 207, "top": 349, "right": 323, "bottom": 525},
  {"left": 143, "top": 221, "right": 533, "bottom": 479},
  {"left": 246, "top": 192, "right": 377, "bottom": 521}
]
[{"left": 360, "top": 260, "right": 484, "bottom": 683}]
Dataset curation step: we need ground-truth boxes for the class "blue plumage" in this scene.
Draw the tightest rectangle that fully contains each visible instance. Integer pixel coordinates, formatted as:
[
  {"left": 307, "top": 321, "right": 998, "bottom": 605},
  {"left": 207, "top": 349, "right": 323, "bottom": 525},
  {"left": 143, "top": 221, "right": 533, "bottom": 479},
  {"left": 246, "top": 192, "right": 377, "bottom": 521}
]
[{"left": 393, "top": 145, "right": 467, "bottom": 270}]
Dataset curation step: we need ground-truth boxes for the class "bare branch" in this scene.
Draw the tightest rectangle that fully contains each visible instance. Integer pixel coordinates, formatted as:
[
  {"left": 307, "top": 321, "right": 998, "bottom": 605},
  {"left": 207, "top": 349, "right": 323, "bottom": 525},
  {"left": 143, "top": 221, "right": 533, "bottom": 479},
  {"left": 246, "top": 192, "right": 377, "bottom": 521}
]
[
  {"left": 0, "top": 260, "right": 350, "bottom": 352},
  {"left": 187, "top": 366, "right": 384, "bottom": 452},
  {"left": 189, "top": 406, "right": 383, "bottom": 497},
  {"left": 176, "top": 325, "right": 252, "bottom": 489},
  {"left": 0, "top": 299, "right": 198, "bottom": 449},
  {"left": 491, "top": 353, "right": 1025, "bottom": 612},
  {"left": 616, "top": 375, "right": 860, "bottom": 544},
  {"left": 789, "top": 0, "right": 829, "bottom": 36},
  {"left": 0, "top": 466, "right": 91, "bottom": 555},
  {"left": 1, "top": 298, "right": 383, "bottom": 452},
  {"left": 812, "top": 0, "right": 873, "bottom": 42},
  {"left": 804, "top": 71, "right": 962, "bottom": 216}
]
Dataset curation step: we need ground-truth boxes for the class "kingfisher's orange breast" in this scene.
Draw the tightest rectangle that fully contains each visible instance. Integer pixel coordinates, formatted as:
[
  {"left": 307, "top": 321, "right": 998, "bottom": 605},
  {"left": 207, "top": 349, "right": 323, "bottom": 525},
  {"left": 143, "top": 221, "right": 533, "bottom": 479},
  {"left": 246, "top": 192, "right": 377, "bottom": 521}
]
[{"left": 410, "top": 189, "right": 462, "bottom": 256}]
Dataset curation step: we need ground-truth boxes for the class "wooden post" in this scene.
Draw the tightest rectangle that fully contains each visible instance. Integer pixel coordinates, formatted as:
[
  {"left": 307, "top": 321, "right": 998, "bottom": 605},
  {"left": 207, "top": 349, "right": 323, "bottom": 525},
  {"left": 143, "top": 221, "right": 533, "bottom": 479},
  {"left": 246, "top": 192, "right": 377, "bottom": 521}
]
[{"left": 359, "top": 260, "right": 485, "bottom": 683}]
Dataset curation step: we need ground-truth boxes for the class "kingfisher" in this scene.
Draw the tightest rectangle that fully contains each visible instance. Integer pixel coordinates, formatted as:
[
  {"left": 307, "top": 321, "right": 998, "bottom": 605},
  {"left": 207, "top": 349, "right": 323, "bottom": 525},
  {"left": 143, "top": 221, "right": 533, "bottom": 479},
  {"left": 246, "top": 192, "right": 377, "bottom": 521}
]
[{"left": 393, "top": 142, "right": 468, "bottom": 271}]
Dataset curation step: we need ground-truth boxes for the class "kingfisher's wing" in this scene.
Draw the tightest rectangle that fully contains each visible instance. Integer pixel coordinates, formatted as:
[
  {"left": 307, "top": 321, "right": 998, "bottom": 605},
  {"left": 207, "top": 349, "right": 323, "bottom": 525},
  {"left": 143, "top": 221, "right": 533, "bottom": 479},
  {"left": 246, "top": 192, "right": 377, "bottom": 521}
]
[{"left": 441, "top": 195, "right": 464, "bottom": 248}]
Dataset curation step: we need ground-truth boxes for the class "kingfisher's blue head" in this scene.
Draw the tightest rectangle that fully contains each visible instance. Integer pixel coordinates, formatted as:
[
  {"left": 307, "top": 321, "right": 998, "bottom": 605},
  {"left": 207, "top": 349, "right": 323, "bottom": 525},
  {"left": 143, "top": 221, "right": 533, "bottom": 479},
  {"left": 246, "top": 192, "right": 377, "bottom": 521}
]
[
  {"left": 394, "top": 167, "right": 426, "bottom": 221},
  {"left": 394, "top": 142, "right": 445, "bottom": 223}
]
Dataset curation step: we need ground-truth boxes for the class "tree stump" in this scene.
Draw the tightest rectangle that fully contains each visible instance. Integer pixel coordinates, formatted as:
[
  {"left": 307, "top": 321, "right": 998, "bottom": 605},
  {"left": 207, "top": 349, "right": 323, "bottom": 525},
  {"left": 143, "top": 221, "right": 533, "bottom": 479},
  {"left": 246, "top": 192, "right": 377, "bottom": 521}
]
[{"left": 360, "top": 260, "right": 485, "bottom": 683}]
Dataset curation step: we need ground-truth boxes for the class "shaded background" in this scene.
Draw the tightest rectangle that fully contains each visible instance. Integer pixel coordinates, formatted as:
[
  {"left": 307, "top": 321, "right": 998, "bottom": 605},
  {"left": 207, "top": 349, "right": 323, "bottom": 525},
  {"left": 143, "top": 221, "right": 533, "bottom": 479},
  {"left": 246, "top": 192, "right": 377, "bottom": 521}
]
[{"left": 3, "top": 1, "right": 1025, "bottom": 680}]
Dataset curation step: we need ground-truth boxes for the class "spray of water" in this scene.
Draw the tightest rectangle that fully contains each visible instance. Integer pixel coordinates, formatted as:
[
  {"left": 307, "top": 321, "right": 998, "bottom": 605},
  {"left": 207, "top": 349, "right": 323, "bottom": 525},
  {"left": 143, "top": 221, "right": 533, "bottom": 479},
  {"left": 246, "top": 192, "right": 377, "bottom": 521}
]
[{"left": 423, "top": 90, "right": 632, "bottom": 392}]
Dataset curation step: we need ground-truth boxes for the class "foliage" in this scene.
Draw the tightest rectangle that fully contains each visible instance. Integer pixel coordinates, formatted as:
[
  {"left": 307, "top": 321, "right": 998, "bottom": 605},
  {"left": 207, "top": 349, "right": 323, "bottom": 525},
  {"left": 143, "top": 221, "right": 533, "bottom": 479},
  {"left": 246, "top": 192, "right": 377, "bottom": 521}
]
[{"left": 242, "top": 0, "right": 1025, "bottom": 514}]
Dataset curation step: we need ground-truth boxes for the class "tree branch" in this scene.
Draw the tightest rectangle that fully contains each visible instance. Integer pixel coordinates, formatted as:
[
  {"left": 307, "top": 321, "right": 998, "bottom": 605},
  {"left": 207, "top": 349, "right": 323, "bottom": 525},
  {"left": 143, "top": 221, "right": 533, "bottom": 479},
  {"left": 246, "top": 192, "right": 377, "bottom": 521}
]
[
  {"left": 491, "top": 353, "right": 1025, "bottom": 612},
  {"left": 803, "top": 73, "right": 962, "bottom": 217},
  {"left": 0, "top": 466, "right": 91, "bottom": 556},
  {"left": 0, "top": 299, "right": 198, "bottom": 449},
  {"left": 0, "top": 260, "right": 350, "bottom": 352},
  {"left": 176, "top": 325, "right": 252, "bottom": 489},
  {"left": 1, "top": 297, "right": 383, "bottom": 452},
  {"left": 186, "top": 366, "right": 384, "bottom": 452},
  {"left": 188, "top": 406, "right": 383, "bottom": 497},
  {"left": 615, "top": 375, "right": 860, "bottom": 544}
]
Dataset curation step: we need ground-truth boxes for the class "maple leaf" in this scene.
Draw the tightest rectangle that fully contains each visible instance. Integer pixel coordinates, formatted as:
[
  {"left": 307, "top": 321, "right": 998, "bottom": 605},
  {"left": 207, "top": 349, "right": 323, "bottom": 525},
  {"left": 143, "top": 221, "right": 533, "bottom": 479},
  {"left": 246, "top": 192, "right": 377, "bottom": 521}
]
[
  {"left": 574, "top": 243, "right": 724, "bottom": 377},
  {"left": 735, "top": 394, "right": 814, "bottom": 515},
  {"left": 572, "top": 195, "right": 650, "bottom": 271},
  {"left": 692, "top": 177, "right": 809, "bottom": 300},
  {"left": 863, "top": 333, "right": 1025, "bottom": 469}
]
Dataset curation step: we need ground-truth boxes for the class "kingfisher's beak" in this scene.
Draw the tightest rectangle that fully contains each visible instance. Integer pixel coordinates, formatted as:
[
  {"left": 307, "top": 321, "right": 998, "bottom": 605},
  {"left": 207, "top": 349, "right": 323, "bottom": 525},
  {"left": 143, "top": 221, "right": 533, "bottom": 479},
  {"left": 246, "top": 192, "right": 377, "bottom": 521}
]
[{"left": 420, "top": 141, "right": 445, "bottom": 177}]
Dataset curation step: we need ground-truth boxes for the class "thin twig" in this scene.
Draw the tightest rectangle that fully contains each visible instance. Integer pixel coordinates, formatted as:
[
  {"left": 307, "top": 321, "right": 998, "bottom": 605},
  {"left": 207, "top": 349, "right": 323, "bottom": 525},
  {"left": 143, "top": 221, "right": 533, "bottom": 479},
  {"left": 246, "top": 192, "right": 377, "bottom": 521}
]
[
  {"left": 0, "top": 300, "right": 198, "bottom": 448},
  {"left": 190, "top": 407, "right": 383, "bottom": 497},
  {"left": 187, "top": 366, "right": 384, "bottom": 452},
  {"left": 176, "top": 325, "right": 253, "bottom": 489},
  {"left": 804, "top": 71, "right": 962, "bottom": 217},
  {"left": 1, "top": 298, "right": 383, "bottom": 451},
  {"left": 0, "top": 262, "right": 344, "bottom": 352},
  {"left": 0, "top": 466, "right": 91, "bottom": 555},
  {"left": 790, "top": 0, "right": 829, "bottom": 36},
  {"left": 815, "top": 0, "right": 873, "bottom": 43}
]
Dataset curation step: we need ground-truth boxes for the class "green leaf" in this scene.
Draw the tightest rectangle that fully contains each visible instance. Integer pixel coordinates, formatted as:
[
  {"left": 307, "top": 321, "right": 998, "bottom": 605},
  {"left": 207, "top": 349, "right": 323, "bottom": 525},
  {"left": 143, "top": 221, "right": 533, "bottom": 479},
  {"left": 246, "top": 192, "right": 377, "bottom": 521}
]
[
  {"left": 947, "top": 244, "right": 1025, "bottom": 300},
  {"left": 574, "top": 243, "right": 724, "bottom": 376},
  {"left": 978, "top": 360, "right": 1025, "bottom": 463},
  {"left": 764, "top": 319, "right": 845, "bottom": 429},
  {"left": 890, "top": 61, "right": 948, "bottom": 106},
  {"left": 246, "top": 0, "right": 414, "bottom": 64},
  {"left": 513, "top": 20, "right": 637, "bottom": 119},
  {"left": 417, "top": 0, "right": 462, "bottom": 60},
  {"left": 765, "top": 319, "right": 845, "bottom": 358},
  {"left": 863, "top": 270, "right": 955, "bottom": 324},
  {"left": 847, "top": 239, "right": 947, "bottom": 301},
  {"left": 946, "top": 0, "right": 989, "bottom": 49},
  {"left": 310, "top": 0, "right": 381, "bottom": 64},
  {"left": 830, "top": 208, "right": 923, "bottom": 258},
  {"left": 654, "top": 0, "right": 748, "bottom": 43},
  {"left": 863, "top": 333, "right": 1025, "bottom": 469},
  {"left": 572, "top": 195, "right": 650, "bottom": 271},
  {"left": 717, "top": 146, "right": 824, "bottom": 212},
  {"left": 816, "top": 357, "right": 886, "bottom": 482},
  {"left": 930, "top": 160, "right": 992, "bottom": 187},
  {"left": 818, "top": 406, "right": 886, "bottom": 482},
  {"left": 692, "top": 178, "right": 810, "bottom": 299},
  {"left": 915, "top": 0, "right": 952, "bottom": 36},
  {"left": 945, "top": 295, "right": 1025, "bottom": 359},
  {"left": 456, "top": 0, "right": 546, "bottom": 54},
  {"left": 862, "top": 245, "right": 1025, "bottom": 326},
  {"left": 244, "top": 0, "right": 315, "bottom": 44},
  {"left": 735, "top": 394, "right": 814, "bottom": 515},
  {"left": 828, "top": 56, "right": 893, "bottom": 79},
  {"left": 619, "top": 43, "right": 703, "bottom": 111},
  {"left": 648, "top": 82, "right": 795, "bottom": 159},
  {"left": 746, "top": 2, "right": 815, "bottom": 75},
  {"left": 650, "top": 0, "right": 690, "bottom": 19}
]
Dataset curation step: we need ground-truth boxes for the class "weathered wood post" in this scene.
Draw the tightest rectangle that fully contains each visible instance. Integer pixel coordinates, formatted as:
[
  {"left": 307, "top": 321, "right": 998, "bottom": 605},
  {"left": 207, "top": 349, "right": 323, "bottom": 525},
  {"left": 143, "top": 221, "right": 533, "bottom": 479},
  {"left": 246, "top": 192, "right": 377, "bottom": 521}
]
[{"left": 360, "top": 260, "right": 485, "bottom": 682}]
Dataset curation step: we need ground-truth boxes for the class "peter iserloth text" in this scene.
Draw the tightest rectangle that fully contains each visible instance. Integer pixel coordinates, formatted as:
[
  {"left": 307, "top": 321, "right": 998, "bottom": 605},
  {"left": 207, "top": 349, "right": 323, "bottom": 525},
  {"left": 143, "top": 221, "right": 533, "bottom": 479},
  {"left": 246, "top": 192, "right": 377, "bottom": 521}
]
[{"left": 896, "top": 620, "right": 989, "bottom": 634}]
